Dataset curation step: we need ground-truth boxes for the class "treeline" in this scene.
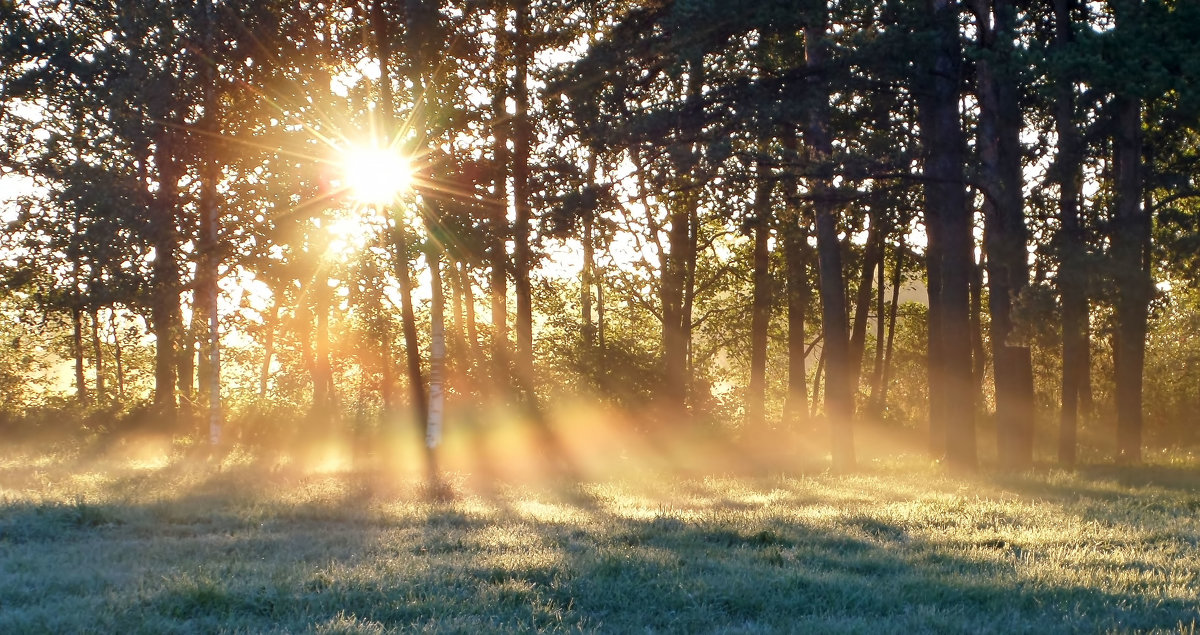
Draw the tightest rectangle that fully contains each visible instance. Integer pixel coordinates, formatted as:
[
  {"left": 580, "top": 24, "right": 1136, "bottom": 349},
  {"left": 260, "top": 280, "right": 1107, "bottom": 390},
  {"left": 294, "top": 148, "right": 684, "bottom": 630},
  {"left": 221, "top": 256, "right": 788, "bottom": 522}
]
[{"left": 1, "top": 0, "right": 1199, "bottom": 471}]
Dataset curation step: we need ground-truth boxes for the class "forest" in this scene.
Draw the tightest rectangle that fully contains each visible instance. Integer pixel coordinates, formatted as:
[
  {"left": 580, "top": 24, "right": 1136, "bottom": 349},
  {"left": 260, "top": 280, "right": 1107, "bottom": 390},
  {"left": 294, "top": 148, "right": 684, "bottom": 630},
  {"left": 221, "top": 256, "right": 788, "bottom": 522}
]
[
  {"left": 2, "top": 0, "right": 1200, "bottom": 479},
  {"left": 8, "top": 1, "right": 1200, "bottom": 631}
]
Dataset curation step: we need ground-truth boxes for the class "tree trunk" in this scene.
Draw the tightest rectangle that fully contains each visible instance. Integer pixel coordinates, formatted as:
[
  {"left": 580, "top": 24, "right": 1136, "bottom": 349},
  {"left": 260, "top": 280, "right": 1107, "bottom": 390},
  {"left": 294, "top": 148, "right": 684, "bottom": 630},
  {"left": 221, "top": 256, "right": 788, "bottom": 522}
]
[
  {"left": 867, "top": 242, "right": 887, "bottom": 417},
  {"left": 660, "top": 57, "right": 704, "bottom": 414},
  {"left": 490, "top": 0, "right": 510, "bottom": 391},
  {"left": 427, "top": 248, "right": 446, "bottom": 452},
  {"left": 970, "top": 253, "right": 986, "bottom": 395},
  {"left": 462, "top": 261, "right": 481, "bottom": 366},
  {"left": 180, "top": 311, "right": 197, "bottom": 429},
  {"left": 972, "top": 0, "right": 1035, "bottom": 470},
  {"left": 1054, "top": 0, "right": 1086, "bottom": 467},
  {"left": 807, "top": 11, "right": 854, "bottom": 470},
  {"left": 746, "top": 159, "right": 773, "bottom": 431},
  {"left": 581, "top": 153, "right": 597, "bottom": 352},
  {"left": 90, "top": 308, "right": 104, "bottom": 402},
  {"left": 781, "top": 138, "right": 810, "bottom": 427},
  {"left": 73, "top": 307, "right": 87, "bottom": 405},
  {"left": 372, "top": 0, "right": 429, "bottom": 433},
  {"left": 1112, "top": 92, "right": 1148, "bottom": 464},
  {"left": 259, "top": 300, "right": 279, "bottom": 399},
  {"left": 196, "top": 0, "right": 222, "bottom": 445},
  {"left": 917, "top": 0, "right": 976, "bottom": 470},
  {"left": 511, "top": 0, "right": 534, "bottom": 393},
  {"left": 110, "top": 310, "right": 125, "bottom": 401},
  {"left": 151, "top": 132, "right": 182, "bottom": 430},
  {"left": 879, "top": 238, "right": 906, "bottom": 413},
  {"left": 848, "top": 212, "right": 882, "bottom": 396},
  {"left": 313, "top": 268, "right": 335, "bottom": 414}
]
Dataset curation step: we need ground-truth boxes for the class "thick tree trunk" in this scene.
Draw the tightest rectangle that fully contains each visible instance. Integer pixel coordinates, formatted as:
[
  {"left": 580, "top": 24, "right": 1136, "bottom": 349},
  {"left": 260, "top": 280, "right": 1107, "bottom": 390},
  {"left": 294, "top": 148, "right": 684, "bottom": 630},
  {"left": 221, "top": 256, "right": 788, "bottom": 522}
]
[
  {"left": 807, "top": 12, "right": 854, "bottom": 470},
  {"left": 196, "top": 0, "right": 222, "bottom": 445},
  {"left": 746, "top": 161, "right": 773, "bottom": 431},
  {"left": 660, "top": 58, "right": 704, "bottom": 414},
  {"left": 1053, "top": 0, "right": 1086, "bottom": 467},
  {"left": 972, "top": 0, "right": 1035, "bottom": 470},
  {"left": 1112, "top": 93, "right": 1148, "bottom": 464},
  {"left": 151, "top": 133, "right": 182, "bottom": 430},
  {"left": 917, "top": 0, "right": 976, "bottom": 470},
  {"left": 662, "top": 196, "right": 690, "bottom": 410}
]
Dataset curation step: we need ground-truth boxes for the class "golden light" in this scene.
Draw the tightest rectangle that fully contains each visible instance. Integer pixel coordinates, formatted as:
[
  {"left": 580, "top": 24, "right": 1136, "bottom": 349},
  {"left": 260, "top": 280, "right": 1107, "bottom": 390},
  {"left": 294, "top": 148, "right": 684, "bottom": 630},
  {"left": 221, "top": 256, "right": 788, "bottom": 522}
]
[{"left": 341, "top": 145, "right": 413, "bottom": 205}]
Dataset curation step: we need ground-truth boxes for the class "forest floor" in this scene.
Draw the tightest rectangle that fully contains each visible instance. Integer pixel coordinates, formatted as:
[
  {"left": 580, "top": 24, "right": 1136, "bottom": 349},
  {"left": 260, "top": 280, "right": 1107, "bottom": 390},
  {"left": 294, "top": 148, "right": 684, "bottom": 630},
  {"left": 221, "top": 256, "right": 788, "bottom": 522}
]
[{"left": 1, "top": 437, "right": 1199, "bottom": 633}]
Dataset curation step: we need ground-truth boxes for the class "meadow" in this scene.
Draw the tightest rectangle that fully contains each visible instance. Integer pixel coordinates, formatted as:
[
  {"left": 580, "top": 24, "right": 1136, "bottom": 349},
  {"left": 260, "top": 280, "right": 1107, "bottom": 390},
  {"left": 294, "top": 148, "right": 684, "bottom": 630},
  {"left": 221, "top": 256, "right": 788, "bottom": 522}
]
[{"left": 2, "top": 439, "right": 1199, "bottom": 634}]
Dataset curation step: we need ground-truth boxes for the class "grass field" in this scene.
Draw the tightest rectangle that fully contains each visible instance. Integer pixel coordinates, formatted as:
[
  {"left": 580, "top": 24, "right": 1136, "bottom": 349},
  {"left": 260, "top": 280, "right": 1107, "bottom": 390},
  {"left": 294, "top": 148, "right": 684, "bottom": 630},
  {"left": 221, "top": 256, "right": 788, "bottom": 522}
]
[{"left": 2, "top": 441, "right": 1199, "bottom": 633}]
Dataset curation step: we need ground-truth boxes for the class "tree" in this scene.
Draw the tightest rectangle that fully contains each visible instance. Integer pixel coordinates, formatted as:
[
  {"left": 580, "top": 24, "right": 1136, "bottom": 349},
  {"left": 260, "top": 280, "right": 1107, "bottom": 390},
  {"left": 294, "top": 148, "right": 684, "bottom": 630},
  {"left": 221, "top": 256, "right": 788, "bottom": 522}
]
[{"left": 915, "top": 0, "right": 976, "bottom": 470}]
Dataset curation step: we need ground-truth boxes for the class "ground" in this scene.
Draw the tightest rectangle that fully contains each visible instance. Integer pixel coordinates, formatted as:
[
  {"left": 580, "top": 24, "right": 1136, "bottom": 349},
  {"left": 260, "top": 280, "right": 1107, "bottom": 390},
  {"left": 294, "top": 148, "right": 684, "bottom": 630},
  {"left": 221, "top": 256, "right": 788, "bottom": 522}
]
[{"left": 1, "top": 441, "right": 1199, "bottom": 633}]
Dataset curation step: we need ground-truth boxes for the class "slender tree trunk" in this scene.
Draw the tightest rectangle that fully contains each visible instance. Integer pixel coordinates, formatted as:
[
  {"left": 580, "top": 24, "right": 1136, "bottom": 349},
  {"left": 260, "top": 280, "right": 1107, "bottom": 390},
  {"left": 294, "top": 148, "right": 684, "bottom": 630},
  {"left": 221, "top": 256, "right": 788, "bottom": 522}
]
[
  {"left": 69, "top": 111, "right": 87, "bottom": 407},
  {"left": 917, "top": 0, "right": 976, "bottom": 470},
  {"left": 848, "top": 213, "right": 882, "bottom": 395},
  {"left": 462, "top": 261, "right": 481, "bottom": 366},
  {"left": 490, "top": 0, "right": 510, "bottom": 391},
  {"left": 72, "top": 307, "right": 86, "bottom": 405},
  {"left": 807, "top": 10, "right": 853, "bottom": 470},
  {"left": 879, "top": 238, "right": 906, "bottom": 412},
  {"left": 259, "top": 300, "right": 279, "bottom": 399},
  {"left": 313, "top": 267, "right": 335, "bottom": 414},
  {"left": 781, "top": 138, "right": 810, "bottom": 427},
  {"left": 180, "top": 311, "right": 198, "bottom": 430},
  {"left": 867, "top": 243, "right": 887, "bottom": 417},
  {"left": 392, "top": 222, "right": 428, "bottom": 426},
  {"left": 810, "top": 347, "right": 826, "bottom": 421},
  {"left": 746, "top": 159, "right": 774, "bottom": 431},
  {"left": 90, "top": 308, "right": 103, "bottom": 402},
  {"left": 427, "top": 248, "right": 446, "bottom": 451},
  {"left": 372, "top": 0, "right": 429, "bottom": 433},
  {"left": 511, "top": 0, "right": 534, "bottom": 392},
  {"left": 581, "top": 153, "right": 597, "bottom": 352},
  {"left": 970, "top": 253, "right": 986, "bottom": 395},
  {"left": 110, "top": 310, "right": 125, "bottom": 401}
]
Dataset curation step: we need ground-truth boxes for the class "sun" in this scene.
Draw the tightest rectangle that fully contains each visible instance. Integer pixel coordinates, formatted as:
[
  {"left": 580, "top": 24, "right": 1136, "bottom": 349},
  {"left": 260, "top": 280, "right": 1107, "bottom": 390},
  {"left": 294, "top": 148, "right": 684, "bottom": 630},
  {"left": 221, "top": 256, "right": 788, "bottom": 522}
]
[{"left": 341, "top": 145, "right": 413, "bottom": 205}]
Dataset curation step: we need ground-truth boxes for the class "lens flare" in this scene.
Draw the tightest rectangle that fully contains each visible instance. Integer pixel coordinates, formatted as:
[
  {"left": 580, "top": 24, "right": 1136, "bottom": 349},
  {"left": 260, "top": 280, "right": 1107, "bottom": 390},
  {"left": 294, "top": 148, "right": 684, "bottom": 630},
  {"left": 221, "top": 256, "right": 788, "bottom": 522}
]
[{"left": 342, "top": 146, "right": 412, "bottom": 205}]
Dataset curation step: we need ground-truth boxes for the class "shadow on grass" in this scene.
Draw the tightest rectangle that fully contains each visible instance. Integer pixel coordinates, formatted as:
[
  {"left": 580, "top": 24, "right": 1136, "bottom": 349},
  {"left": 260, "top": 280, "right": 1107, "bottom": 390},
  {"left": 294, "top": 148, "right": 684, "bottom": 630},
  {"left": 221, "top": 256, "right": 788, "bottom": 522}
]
[{"left": 3, "top": 452, "right": 1200, "bottom": 632}]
